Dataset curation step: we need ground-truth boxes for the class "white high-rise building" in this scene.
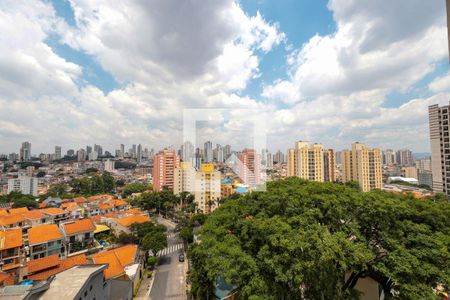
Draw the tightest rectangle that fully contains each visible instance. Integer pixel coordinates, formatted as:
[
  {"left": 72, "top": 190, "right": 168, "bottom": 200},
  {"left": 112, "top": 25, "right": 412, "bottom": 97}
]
[
  {"left": 89, "top": 151, "right": 98, "bottom": 161},
  {"left": 204, "top": 141, "right": 213, "bottom": 163},
  {"left": 20, "top": 142, "right": 31, "bottom": 161},
  {"left": 104, "top": 159, "right": 115, "bottom": 172},
  {"left": 8, "top": 175, "right": 38, "bottom": 196},
  {"left": 55, "top": 146, "right": 62, "bottom": 160},
  {"left": 382, "top": 149, "right": 396, "bottom": 165},
  {"left": 77, "top": 149, "right": 86, "bottom": 162},
  {"left": 396, "top": 149, "right": 414, "bottom": 166}
]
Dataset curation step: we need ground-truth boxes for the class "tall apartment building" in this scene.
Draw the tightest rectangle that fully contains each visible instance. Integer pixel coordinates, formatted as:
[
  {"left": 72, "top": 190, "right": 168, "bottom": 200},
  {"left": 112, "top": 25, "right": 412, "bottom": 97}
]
[
  {"left": 415, "top": 157, "right": 431, "bottom": 172},
  {"left": 382, "top": 149, "right": 396, "bottom": 165},
  {"left": 204, "top": 141, "right": 213, "bottom": 163},
  {"left": 195, "top": 163, "right": 221, "bottom": 213},
  {"left": 174, "top": 162, "right": 196, "bottom": 195},
  {"left": 7, "top": 175, "right": 38, "bottom": 196},
  {"left": 428, "top": 103, "right": 450, "bottom": 195},
  {"left": 323, "top": 149, "right": 335, "bottom": 182},
  {"left": 396, "top": 149, "right": 414, "bottom": 166},
  {"left": 341, "top": 142, "right": 382, "bottom": 192},
  {"left": 274, "top": 150, "right": 285, "bottom": 164},
  {"left": 19, "top": 142, "right": 31, "bottom": 161},
  {"left": 54, "top": 146, "right": 62, "bottom": 160},
  {"left": 77, "top": 149, "right": 86, "bottom": 162},
  {"left": 153, "top": 150, "right": 180, "bottom": 191},
  {"left": 174, "top": 163, "right": 221, "bottom": 213},
  {"left": 238, "top": 149, "right": 261, "bottom": 187},
  {"left": 287, "top": 142, "right": 335, "bottom": 182}
]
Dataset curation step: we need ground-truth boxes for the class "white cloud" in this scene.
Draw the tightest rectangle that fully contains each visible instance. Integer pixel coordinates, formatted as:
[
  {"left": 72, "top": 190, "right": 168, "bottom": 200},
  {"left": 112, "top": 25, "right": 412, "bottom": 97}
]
[{"left": 429, "top": 71, "right": 450, "bottom": 92}]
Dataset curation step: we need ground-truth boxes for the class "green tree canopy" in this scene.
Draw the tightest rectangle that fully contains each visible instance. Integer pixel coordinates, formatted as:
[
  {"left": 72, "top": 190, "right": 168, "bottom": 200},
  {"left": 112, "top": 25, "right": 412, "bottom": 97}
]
[
  {"left": 189, "top": 178, "right": 450, "bottom": 300},
  {"left": 121, "top": 182, "right": 149, "bottom": 198},
  {"left": 142, "top": 231, "right": 168, "bottom": 256}
]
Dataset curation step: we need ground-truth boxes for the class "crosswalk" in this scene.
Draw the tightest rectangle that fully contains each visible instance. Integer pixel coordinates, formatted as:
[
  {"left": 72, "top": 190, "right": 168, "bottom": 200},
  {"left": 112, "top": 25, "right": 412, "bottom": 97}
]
[
  {"left": 167, "top": 233, "right": 177, "bottom": 239},
  {"left": 157, "top": 243, "right": 184, "bottom": 256}
]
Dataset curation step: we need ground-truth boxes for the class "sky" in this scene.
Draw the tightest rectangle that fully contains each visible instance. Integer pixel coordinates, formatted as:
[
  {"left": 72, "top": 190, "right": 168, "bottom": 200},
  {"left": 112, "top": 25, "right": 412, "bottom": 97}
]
[{"left": 0, "top": 0, "right": 449, "bottom": 154}]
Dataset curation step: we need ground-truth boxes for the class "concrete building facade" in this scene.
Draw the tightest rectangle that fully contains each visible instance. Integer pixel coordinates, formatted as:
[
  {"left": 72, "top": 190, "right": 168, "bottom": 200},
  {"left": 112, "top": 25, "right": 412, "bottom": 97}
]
[{"left": 341, "top": 142, "right": 382, "bottom": 192}]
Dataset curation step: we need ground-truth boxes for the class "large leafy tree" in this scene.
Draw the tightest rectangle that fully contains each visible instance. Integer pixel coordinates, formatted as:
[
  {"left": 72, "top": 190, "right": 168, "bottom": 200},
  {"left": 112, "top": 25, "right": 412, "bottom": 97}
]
[
  {"left": 142, "top": 231, "right": 168, "bottom": 257},
  {"left": 189, "top": 178, "right": 450, "bottom": 300}
]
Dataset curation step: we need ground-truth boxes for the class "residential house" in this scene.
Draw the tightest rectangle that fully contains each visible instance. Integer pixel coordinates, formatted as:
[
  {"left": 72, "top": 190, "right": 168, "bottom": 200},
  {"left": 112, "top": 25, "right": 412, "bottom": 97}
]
[
  {"left": 27, "top": 224, "right": 64, "bottom": 260},
  {"left": 0, "top": 229, "right": 24, "bottom": 273},
  {"left": 0, "top": 214, "right": 26, "bottom": 230},
  {"left": 39, "top": 208, "right": 70, "bottom": 224},
  {"left": 98, "top": 203, "right": 114, "bottom": 215},
  {"left": 105, "top": 215, "right": 151, "bottom": 235},
  {"left": 21, "top": 211, "right": 50, "bottom": 233},
  {"left": 91, "top": 244, "right": 142, "bottom": 292},
  {"left": 60, "top": 202, "right": 83, "bottom": 219},
  {"left": 104, "top": 199, "right": 129, "bottom": 212},
  {"left": 26, "top": 254, "right": 87, "bottom": 281},
  {"left": 60, "top": 219, "right": 95, "bottom": 254}
]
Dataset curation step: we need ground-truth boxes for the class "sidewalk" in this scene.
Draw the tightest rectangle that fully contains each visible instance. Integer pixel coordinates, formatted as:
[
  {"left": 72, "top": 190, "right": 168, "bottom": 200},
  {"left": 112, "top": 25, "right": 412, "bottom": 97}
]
[{"left": 134, "top": 271, "right": 154, "bottom": 300}]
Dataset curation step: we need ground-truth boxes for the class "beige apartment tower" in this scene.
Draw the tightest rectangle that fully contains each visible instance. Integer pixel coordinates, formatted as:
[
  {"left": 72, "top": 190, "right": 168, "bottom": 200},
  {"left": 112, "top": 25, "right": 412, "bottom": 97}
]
[
  {"left": 341, "top": 142, "right": 382, "bottom": 192},
  {"left": 287, "top": 141, "right": 335, "bottom": 182},
  {"left": 428, "top": 104, "right": 450, "bottom": 196},
  {"left": 174, "top": 163, "right": 221, "bottom": 213}
]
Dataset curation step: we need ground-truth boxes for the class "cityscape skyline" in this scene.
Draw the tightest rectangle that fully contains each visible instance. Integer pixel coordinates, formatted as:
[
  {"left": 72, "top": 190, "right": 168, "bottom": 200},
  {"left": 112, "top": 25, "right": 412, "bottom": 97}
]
[{"left": 0, "top": 1, "right": 449, "bottom": 154}]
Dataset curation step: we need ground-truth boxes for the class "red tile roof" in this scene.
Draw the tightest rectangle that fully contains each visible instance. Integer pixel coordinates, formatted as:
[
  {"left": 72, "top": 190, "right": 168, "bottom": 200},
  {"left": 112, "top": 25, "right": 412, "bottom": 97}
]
[
  {"left": 0, "top": 214, "right": 26, "bottom": 226},
  {"left": 26, "top": 254, "right": 60, "bottom": 273},
  {"left": 9, "top": 207, "right": 28, "bottom": 215},
  {"left": 0, "top": 272, "right": 15, "bottom": 285},
  {"left": 28, "top": 224, "right": 62, "bottom": 245},
  {"left": 62, "top": 219, "right": 95, "bottom": 235},
  {"left": 0, "top": 229, "right": 23, "bottom": 250},
  {"left": 73, "top": 197, "right": 87, "bottom": 204},
  {"left": 91, "top": 245, "right": 137, "bottom": 279},
  {"left": 21, "top": 210, "right": 45, "bottom": 220},
  {"left": 39, "top": 208, "right": 67, "bottom": 216},
  {"left": 116, "top": 215, "right": 151, "bottom": 227},
  {"left": 28, "top": 254, "right": 87, "bottom": 280}
]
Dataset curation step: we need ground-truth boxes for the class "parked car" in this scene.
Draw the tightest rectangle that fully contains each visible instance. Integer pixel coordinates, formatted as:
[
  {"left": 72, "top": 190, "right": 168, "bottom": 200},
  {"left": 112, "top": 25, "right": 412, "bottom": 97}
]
[{"left": 178, "top": 254, "right": 185, "bottom": 262}]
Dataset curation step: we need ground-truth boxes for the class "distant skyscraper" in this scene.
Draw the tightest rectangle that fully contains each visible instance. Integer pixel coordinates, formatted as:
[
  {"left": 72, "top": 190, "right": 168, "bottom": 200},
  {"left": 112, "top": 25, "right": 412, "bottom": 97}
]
[
  {"left": 238, "top": 149, "right": 261, "bottom": 187},
  {"left": 19, "top": 142, "right": 31, "bottom": 161},
  {"left": 94, "top": 144, "right": 103, "bottom": 156},
  {"left": 55, "top": 146, "right": 62, "bottom": 160},
  {"left": 120, "top": 144, "right": 125, "bottom": 158},
  {"left": 77, "top": 149, "right": 86, "bottom": 162},
  {"left": 181, "top": 141, "right": 194, "bottom": 162},
  {"left": 224, "top": 145, "right": 231, "bottom": 160},
  {"left": 274, "top": 150, "right": 285, "bottom": 164},
  {"left": 67, "top": 149, "right": 75, "bottom": 157},
  {"left": 428, "top": 103, "right": 450, "bottom": 195},
  {"left": 89, "top": 151, "right": 98, "bottom": 161},
  {"left": 415, "top": 157, "right": 431, "bottom": 172},
  {"left": 153, "top": 149, "right": 180, "bottom": 191},
  {"left": 341, "top": 142, "right": 382, "bottom": 192},
  {"left": 204, "top": 141, "right": 213, "bottom": 163},
  {"left": 86, "top": 146, "right": 92, "bottom": 156},
  {"left": 396, "top": 149, "right": 413, "bottom": 166},
  {"left": 137, "top": 144, "right": 142, "bottom": 163},
  {"left": 382, "top": 149, "right": 396, "bottom": 165},
  {"left": 131, "top": 144, "right": 137, "bottom": 158}
]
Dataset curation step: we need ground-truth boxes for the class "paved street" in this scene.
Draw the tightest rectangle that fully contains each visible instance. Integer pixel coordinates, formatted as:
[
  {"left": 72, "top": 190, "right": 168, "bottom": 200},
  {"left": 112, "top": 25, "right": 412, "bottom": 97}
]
[{"left": 149, "top": 217, "right": 187, "bottom": 300}]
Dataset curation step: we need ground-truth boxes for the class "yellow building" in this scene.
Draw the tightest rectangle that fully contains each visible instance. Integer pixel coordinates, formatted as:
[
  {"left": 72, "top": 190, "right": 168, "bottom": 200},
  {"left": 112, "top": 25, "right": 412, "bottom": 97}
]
[
  {"left": 174, "top": 162, "right": 196, "bottom": 195},
  {"left": 341, "top": 142, "right": 382, "bottom": 192},
  {"left": 174, "top": 163, "right": 221, "bottom": 213},
  {"left": 195, "top": 164, "right": 221, "bottom": 213},
  {"left": 287, "top": 141, "right": 334, "bottom": 182}
]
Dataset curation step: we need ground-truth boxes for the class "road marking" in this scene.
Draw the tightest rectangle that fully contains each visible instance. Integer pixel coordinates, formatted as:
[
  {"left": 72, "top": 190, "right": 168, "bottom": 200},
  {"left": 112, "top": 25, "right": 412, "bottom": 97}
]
[{"left": 157, "top": 243, "right": 184, "bottom": 256}]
